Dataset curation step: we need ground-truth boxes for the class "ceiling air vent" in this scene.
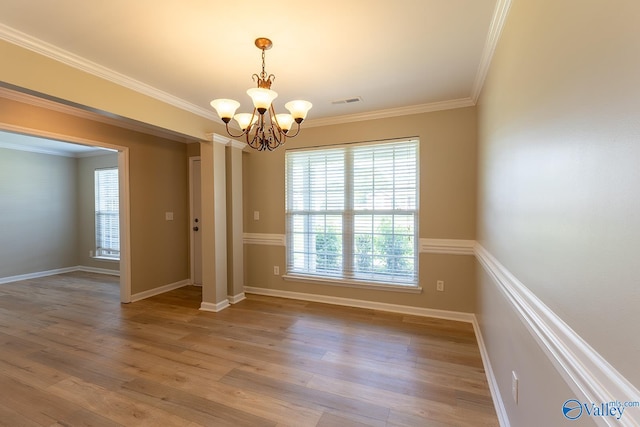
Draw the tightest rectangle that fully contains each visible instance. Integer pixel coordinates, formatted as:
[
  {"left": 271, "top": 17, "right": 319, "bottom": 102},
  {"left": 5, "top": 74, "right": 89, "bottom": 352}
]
[{"left": 332, "top": 96, "right": 363, "bottom": 105}]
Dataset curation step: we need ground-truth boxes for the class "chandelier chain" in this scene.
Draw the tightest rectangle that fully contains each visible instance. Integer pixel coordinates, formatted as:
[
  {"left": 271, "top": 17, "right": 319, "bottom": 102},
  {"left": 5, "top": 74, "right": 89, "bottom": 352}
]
[{"left": 261, "top": 48, "right": 267, "bottom": 81}]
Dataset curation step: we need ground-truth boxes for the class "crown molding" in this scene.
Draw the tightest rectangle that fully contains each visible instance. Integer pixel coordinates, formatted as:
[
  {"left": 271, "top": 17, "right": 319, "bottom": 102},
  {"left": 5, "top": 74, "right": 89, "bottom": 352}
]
[
  {"left": 0, "top": 23, "right": 215, "bottom": 121},
  {"left": 229, "top": 140, "right": 248, "bottom": 150},
  {"left": 0, "top": 85, "right": 200, "bottom": 144},
  {"left": 0, "top": 0, "right": 511, "bottom": 131},
  {"left": 304, "top": 98, "right": 476, "bottom": 128},
  {"left": 205, "top": 133, "right": 234, "bottom": 146},
  {"left": 471, "top": 0, "right": 512, "bottom": 102}
]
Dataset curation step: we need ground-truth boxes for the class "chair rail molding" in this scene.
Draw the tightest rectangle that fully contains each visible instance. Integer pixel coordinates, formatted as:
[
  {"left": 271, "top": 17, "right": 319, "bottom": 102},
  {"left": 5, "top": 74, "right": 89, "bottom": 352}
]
[{"left": 475, "top": 243, "right": 640, "bottom": 427}]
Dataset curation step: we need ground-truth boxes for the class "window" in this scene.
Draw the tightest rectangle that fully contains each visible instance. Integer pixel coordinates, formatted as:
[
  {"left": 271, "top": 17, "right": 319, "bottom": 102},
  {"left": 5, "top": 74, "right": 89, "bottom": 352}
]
[
  {"left": 95, "top": 167, "right": 120, "bottom": 260},
  {"left": 285, "top": 139, "right": 418, "bottom": 286}
]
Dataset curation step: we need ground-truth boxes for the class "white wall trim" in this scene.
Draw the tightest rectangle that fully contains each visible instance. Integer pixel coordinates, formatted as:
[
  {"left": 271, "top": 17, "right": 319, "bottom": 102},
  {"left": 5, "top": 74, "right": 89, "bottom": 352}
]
[
  {"left": 243, "top": 233, "right": 286, "bottom": 246},
  {"left": 244, "top": 286, "right": 474, "bottom": 323},
  {"left": 0, "top": 265, "right": 121, "bottom": 285},
  {"left": 470, "top": 0, "right": 512, "bottom": 102},
  {"left": 475, "top": 243, "right": 640, "bottom": 426},
  {"left": 76, "top": 266, "right": 120, "bottom": 276},
  {"left": 304, "top": 98, "right": 476, "bottom": 128},
  {"left": 419, "top": 238, "right": 475, "bottom": 255},
  {"left": 200, "top": 300, "right": 230, "bottom": 313},
  {"left": 228, "top": 292, "right": 246, "bottom": 304},
  {"left": 0, "top": 23, "right": 476, "bottom": 129},
  {"left": 471, "top": 315, "right": 511, "bottom": 427},
  {"left": 0, "top": 23, "right": 215, "bottom": 121},
  {"left": 228, "top": 140, "right": 247, "bottom": 150},
  {"left": 130, "top": 279, "right": 190, "bottom": 303},
  {"left": 0, "top": 266, "right": 78, "bottom": 285},
  {"left": 206, "top": 133, "right": 233, "bottom": 145}
]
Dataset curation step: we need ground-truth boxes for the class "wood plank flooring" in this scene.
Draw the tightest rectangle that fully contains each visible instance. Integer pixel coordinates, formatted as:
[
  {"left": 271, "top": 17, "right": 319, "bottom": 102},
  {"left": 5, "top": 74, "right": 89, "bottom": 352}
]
[{"left": 0, "top": 272, "right": 499, "bottom": 426}]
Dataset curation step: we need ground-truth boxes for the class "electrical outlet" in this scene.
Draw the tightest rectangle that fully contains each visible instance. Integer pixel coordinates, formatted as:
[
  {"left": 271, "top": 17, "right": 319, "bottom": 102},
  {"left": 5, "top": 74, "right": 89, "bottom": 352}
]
[
  {"left": 273, "top": 266, "right": 280, "bottom": 275},
  {"left": 165, "top": 212, "right": 174, "bottom": 221},
  {"left": 254, "top": 211, "right": 260, "bottom": 220},
  {"left": 436, "top": 280, "right": 445, "bottom": 292},
  {"left": 512, "top": 371, "right": 519, "bottom": 404}
]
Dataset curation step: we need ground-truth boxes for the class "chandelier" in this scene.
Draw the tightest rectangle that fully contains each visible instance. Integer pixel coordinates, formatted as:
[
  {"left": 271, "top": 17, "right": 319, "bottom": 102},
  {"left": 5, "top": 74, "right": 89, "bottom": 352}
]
[{"left": 210, "top": 38, "right": 312, "bottom": 151}]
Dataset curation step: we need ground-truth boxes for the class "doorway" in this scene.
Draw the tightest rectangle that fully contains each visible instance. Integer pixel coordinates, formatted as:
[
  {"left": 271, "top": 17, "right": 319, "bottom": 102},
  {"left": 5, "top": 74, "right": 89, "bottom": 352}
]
[{"left": 0, "top": 125, "right": 132, "bottom": 302}]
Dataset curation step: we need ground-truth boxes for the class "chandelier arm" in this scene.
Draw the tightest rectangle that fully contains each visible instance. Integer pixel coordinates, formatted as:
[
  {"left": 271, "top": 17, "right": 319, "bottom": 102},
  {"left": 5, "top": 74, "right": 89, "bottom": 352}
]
[
  {"left": 224, "top": 121, "right": 250, "bottom": 138},
  {"left": 268, "top": 106, "right": 287, "bottom": 149},
  {"left": 267, "top": 105, "right": 283, "bottom": 134},
  {"left": 284, "top": 122, "right": 302, "bottom": 138}
]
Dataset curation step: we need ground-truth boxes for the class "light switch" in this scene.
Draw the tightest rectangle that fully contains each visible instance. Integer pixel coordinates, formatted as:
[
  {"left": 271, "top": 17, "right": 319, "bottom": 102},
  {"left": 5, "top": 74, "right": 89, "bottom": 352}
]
[
  {"left": 165, "top": 212, "right": 174, "bottom": 221},
  {"left": 254, "top": 211, "right": 260, "bottom": 220}
]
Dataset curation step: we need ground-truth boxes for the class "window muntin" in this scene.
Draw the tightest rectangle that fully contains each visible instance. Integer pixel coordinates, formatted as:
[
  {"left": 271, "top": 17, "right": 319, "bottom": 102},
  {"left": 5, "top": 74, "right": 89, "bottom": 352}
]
[
  {"left": 95, "top": 167, "right": 120, "bottom": 260},
  {"left": 286, "top": 139, "right": 418, "bottom": 286}
]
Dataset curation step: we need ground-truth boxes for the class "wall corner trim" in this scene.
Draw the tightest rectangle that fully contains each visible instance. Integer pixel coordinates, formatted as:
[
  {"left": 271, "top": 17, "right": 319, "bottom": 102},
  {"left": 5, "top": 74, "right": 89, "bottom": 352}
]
[
  {"left": 475, "top": 243, "right": 640, "bottom": 425},
  {"left": 471, "top": 315, "right": 511, "bottom": 427},
  {"left": 200, "top": 299, "right": 230, "bottom": 313},
  {"left": 130, "top": 279, "right": 190, "bottom": 302},
  {"left": 228, "top": 292, "right": 246, "bottom": 304}
]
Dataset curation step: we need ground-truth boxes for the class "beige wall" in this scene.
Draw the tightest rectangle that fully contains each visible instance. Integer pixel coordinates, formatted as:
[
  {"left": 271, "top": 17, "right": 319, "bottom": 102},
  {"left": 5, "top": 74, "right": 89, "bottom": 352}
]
[
  {"left": 477, "top": 0, "right": 640, "bottom": 423},
  {"left": 0, "top": 96, "right": 191, "bottom": 294},
  {"left": 77, "top": 152, "right": 120, "bottom": 271},
  {"left": 0, "top": 147, "right": 78, "bottom": 277},
  {"left": 243, "top": 107, "right": 477, "bottom": 312},
  {"left": 0, "top": 40, "right": 223, "bottom": 140}
]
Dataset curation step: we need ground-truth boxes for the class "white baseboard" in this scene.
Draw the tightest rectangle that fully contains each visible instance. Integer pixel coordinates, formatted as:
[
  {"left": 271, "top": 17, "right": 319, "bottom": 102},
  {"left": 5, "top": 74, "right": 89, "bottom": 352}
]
[
  {"left": 228, "top": 292, "right": 246, "bottom": 304},
  {"left": 243, "top": 286, "right": 474, "bottom": 323},
  {"left": 130, "top": 279, "right": 190, "bottom": 302},
  {"left": 0, "top": 266, "right": 78, "bottom": 285},
  {"left": 77, "top": 265, "right": 120, "bottom": 276},
  {"left": 200, "top": 300, "right": 230, "bottom": 313},
  {"left": 471, "top": 315, "right": 511, "bottom": 427},
  {"left": 0, "top": 265, "right": 120, "bottom": 285}
]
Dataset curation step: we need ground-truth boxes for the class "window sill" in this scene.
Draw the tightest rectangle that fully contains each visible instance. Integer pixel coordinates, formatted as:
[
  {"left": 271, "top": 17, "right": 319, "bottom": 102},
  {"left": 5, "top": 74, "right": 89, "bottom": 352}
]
[
  {"left": 282, "top": 274, "right": 422, "bottom": 294},
  {"left": 92, "top": 256, "right": 120, "bottom": 262}
]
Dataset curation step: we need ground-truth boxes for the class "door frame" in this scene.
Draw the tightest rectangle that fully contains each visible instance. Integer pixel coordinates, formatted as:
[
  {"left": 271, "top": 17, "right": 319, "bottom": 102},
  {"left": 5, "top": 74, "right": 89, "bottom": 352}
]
[
  {"left": 188, "top": 156, "right": 202, "bottom": 286},
  {"left": 0, "top": 122, "right": 132, "bottom": 303}
]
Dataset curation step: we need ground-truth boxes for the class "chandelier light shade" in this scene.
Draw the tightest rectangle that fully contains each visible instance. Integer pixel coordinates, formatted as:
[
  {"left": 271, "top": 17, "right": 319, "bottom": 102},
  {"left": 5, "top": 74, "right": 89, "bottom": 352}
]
[{"left": 210, "top": 38, "right": 312, "bottom": 151}]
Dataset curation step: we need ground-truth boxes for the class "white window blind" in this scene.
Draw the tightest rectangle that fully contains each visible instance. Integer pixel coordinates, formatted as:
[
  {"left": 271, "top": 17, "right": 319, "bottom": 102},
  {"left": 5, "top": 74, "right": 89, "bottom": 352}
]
[
  {"left": 285, "top": 139, "right": 418, "bottom": 286},
  {"left": 95, "top": 168, "right": 120, "bottom": 259}
]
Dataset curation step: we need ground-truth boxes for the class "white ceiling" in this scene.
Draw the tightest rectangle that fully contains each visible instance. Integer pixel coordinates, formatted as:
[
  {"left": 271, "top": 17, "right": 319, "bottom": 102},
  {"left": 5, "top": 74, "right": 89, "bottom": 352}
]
[{"left": 0, "top": 0, "right": 503, "bottom": 126}]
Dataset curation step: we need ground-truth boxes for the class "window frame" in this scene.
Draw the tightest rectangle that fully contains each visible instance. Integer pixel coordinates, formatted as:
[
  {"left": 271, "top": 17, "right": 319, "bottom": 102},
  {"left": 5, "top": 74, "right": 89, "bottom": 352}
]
[
  {"left": 94, "top": 167, "right": 120, "bottom": 261},
  {"left": 284, "top": 138, "right": 420, "bottom": 291}
]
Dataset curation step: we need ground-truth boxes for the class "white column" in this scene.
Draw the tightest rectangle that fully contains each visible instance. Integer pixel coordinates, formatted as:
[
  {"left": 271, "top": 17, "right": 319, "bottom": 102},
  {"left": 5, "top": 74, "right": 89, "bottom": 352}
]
[
  {"left": 227, "top": 140, "right": 246, "bottom": 303},
  {"left": 199, "top": 133, "right": 230, "bottom": 312}
]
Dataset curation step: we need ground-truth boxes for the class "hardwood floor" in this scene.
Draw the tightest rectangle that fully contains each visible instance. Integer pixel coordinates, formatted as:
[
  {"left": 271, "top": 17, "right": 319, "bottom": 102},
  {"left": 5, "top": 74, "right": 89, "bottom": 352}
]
[{"left": 0, "top": 272, "right": 499, "bottom": 426}]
